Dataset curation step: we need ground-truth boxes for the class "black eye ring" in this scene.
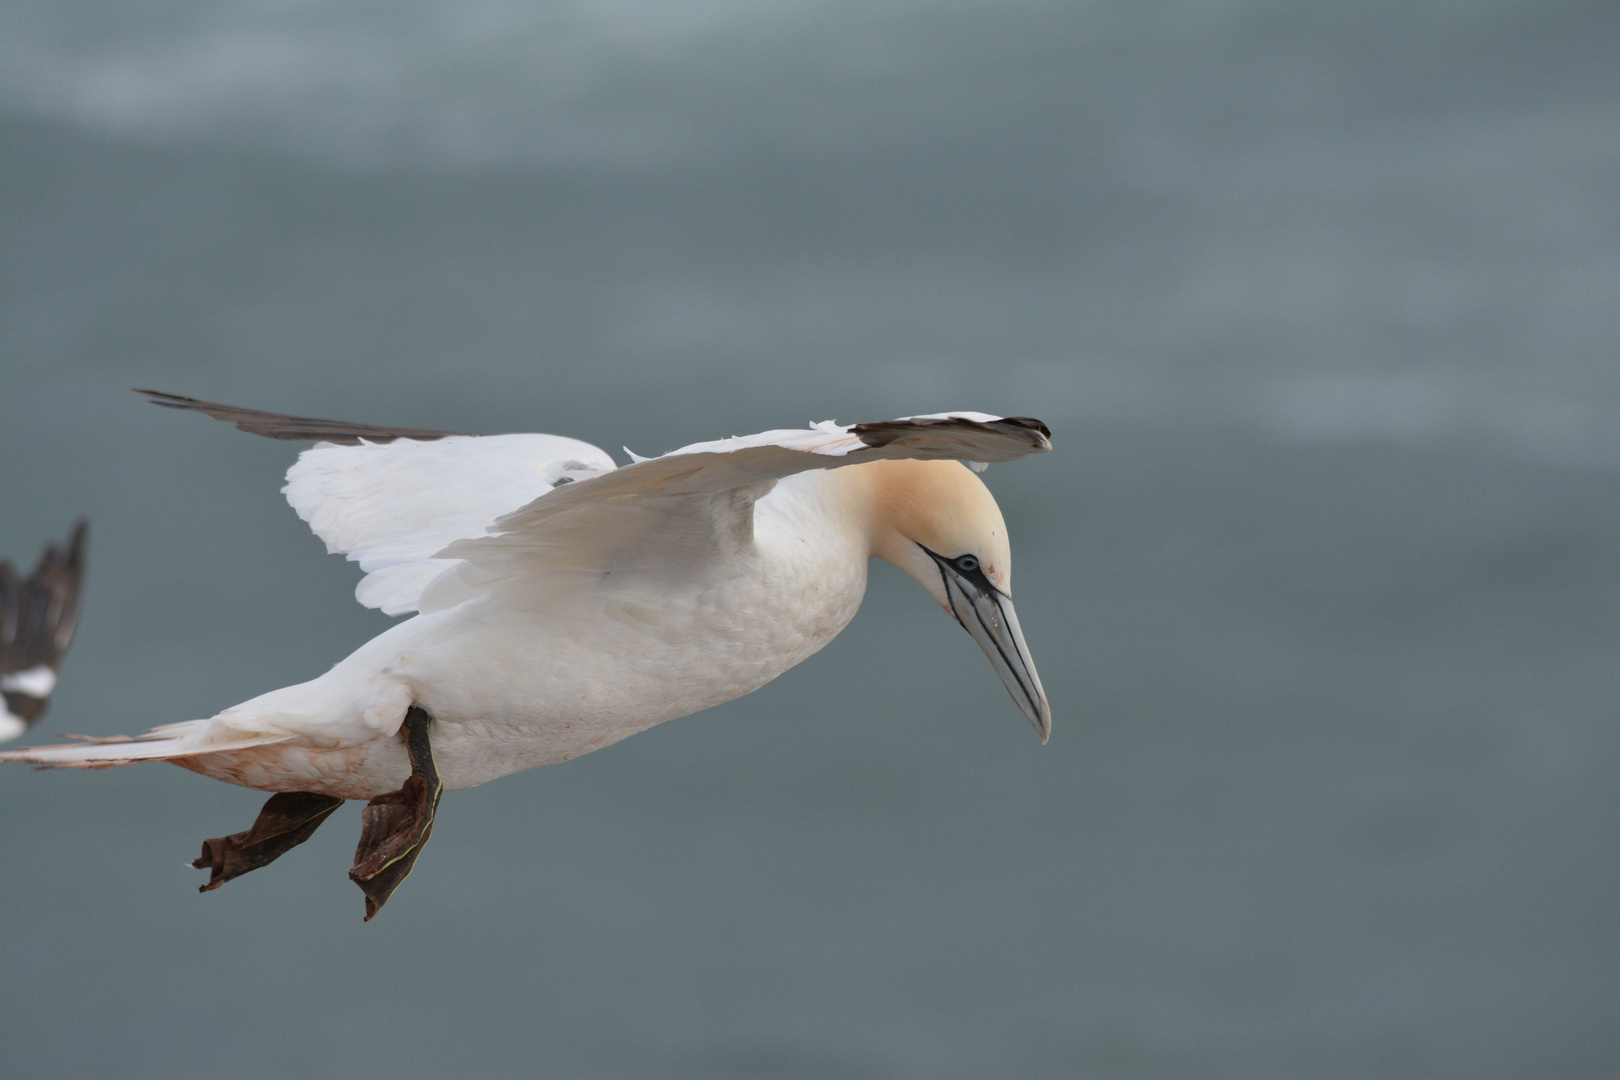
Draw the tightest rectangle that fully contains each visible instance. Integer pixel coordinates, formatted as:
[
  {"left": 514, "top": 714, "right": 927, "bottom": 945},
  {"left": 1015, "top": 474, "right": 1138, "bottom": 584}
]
[{"left": 955, "top": 555, "right": 980, "bottom": 573}]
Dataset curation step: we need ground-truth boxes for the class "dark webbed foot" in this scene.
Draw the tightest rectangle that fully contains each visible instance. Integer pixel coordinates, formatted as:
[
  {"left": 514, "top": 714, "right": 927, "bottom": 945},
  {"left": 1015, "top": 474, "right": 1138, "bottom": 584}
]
[
  {"left": 193, "top": 791, "right": 345, "bottom": 892},
  {"left": 349, "top": 706, "right": 442, "bottom": 921}
]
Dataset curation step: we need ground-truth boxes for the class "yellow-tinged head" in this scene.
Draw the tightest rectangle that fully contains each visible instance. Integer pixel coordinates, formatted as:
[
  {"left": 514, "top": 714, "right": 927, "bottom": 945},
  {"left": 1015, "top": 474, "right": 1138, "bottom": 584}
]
[{"left": 850, "top": 458, "right": 1051, "bottom": 742}]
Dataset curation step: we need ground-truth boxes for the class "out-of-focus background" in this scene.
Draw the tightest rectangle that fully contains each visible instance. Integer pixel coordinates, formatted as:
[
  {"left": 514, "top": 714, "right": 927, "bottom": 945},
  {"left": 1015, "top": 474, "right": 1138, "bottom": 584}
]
[{"left": 2, "top": 2, "right": 1617, "bottom": 1077}]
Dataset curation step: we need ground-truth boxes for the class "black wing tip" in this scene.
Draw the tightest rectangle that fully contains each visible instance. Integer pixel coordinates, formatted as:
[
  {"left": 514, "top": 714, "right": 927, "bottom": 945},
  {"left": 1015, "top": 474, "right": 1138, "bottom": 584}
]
[
  {"left": 133, "top": 388, "right": 472, "bottom": 444},
  {"left": 134, "top": 388, "right": 200, "bottom": 409},
  {"left": 59, "top": 519, "right": 89, "bottom": 569},
  {"left": 996, "top": 416, "right": 1053, "bottom": 442},
  {"left": 8, "top": 520, "right": 89, "bottom": 595},
  {"left": 851, "top": 414, "right": 1053, "bottom": 452}
]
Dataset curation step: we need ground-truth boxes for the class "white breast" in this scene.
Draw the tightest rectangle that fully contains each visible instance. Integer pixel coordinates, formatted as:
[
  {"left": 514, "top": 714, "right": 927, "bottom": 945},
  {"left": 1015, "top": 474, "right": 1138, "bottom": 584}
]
[{"left": 380, "top": 471, "right": 872, "bottom": 790}]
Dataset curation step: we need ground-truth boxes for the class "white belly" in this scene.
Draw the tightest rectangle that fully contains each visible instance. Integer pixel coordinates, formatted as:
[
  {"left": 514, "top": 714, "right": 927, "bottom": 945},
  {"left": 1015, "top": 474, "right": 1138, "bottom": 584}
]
[{"left": 413, "top": 560, "right": 867, "bottom": 789}]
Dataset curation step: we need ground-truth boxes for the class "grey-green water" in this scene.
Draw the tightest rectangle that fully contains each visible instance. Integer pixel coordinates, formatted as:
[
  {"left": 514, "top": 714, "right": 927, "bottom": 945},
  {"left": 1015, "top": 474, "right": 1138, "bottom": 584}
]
[{"left": 2, "top": 3, "right": 1617, "bottom": 1077}]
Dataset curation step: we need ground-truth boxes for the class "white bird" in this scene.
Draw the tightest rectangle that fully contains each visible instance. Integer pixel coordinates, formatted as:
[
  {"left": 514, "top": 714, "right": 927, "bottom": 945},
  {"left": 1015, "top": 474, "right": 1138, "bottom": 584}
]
[
  {"left": 2, "top": 392, "right": 1051, "bottom": 918},
  {"left": 1, "top": 521, "right": 87, "bottom": 743}
]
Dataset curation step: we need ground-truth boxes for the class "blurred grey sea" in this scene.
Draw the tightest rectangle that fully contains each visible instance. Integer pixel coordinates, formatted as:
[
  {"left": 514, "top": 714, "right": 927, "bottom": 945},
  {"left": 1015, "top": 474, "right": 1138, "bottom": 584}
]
[{"left": 2, "top": 2, "right": 1618, "bottom": 1077}]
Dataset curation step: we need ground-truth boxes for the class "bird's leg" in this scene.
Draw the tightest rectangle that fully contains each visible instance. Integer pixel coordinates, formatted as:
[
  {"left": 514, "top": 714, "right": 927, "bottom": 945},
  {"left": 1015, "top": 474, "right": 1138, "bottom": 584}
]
[
  {"left": 348, "top": 706, "right": 442, "bottom": 921},
  {"left": 193, "top": 791, "right": 345, "bottom": 892}
]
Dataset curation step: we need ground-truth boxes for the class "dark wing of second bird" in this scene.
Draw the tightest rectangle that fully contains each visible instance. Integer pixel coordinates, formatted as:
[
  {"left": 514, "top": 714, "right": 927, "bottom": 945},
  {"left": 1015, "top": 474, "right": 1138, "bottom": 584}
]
[{"left": 1, "top": 521, "right": 88, "bottom": 735}]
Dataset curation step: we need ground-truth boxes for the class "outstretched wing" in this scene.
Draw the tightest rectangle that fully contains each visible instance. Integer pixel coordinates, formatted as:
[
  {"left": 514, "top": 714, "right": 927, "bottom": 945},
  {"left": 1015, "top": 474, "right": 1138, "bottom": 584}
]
[
  {"left": 139, "top": 393, "right": 1048, "bottom": 617},
  {"left": 1, "top": 521, "right": 88, "bottom": 741},
  {"left": 422, "top": 412, "right": 1051, "bottom": 611},
  {"left": 140, "top": 391, "right": 617, "bottom": 615}
]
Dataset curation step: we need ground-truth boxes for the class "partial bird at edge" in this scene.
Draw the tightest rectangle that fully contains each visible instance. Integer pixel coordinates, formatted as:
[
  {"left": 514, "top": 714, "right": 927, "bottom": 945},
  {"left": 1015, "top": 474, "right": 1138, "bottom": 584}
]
[{"left": 1, "top": 521, "right": 88, "bottom": 743}]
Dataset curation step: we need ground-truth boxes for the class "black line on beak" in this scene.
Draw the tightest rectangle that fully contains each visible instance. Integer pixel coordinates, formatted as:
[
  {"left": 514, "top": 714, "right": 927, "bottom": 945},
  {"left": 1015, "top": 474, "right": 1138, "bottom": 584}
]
[{"left": 922, "top": 544, "right": 1034, "bottom": 703}]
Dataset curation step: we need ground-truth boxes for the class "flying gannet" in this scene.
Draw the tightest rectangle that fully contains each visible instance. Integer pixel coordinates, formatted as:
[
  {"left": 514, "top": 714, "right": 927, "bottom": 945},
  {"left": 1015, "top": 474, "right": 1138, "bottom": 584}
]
[
  {"left": 2, "top": 392, "right": 1051, "bottom": 919},
  {"left": 1, "top": 521, "right": 87, "bottom": 743}
]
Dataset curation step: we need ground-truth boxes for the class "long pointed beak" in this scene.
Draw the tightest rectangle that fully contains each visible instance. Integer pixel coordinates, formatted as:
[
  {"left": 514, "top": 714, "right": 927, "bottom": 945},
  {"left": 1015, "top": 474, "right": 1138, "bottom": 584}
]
[{"left": 932, "top": 555, "right": 1052, "bottom": 743}]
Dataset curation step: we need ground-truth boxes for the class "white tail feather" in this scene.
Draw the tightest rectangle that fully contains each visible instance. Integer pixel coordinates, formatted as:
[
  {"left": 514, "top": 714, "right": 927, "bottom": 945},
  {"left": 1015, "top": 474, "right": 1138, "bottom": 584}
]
[{"left": 0, "top": 719, "right": 294, "bottom": 769}]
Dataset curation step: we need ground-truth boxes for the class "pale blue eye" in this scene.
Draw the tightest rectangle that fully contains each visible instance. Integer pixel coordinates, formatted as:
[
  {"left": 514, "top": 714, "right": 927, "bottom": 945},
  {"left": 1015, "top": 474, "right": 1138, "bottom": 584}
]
[{"left": 956, "top": 555, "right": 979, "bottom": 573}]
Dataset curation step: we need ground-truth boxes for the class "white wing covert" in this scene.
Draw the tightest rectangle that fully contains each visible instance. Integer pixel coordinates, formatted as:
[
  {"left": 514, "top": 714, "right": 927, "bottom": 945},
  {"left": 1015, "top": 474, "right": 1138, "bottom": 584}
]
[
  {"left": 423, "top": 412, "right": 1051, "bottom": 611},
  {"left": 285, "top": 435, "right": 617, "bottom": 615}
]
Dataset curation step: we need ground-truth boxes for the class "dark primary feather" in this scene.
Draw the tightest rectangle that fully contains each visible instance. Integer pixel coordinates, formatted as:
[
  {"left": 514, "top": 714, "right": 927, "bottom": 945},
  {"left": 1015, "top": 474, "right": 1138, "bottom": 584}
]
[
  {"left": 1, "top": 521, "right": 88, "bottom": 727},
  {"left": 851, "top": 415, "right": 1052, "bottom": 454},
  {"left": 135, "top": 389, "right": 470, "bottom": 445}
]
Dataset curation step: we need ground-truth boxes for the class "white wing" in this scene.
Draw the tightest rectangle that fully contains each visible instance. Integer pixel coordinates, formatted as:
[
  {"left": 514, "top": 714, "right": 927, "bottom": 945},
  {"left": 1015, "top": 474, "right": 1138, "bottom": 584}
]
[
  {"left": 133, "top": 391, "right": 618, "bottom": 616},
  {"left": 284, "top": 434, "right": 616, "bottom": 615},
  {"left": 421, "top": 412, "right": 1052, "bottom": 612}
]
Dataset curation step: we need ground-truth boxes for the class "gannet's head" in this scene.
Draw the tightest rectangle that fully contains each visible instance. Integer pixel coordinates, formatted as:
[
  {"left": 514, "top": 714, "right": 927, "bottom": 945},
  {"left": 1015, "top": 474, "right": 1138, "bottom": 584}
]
[{"left": 859, "top": 458, "right": 1051, "bottom": 742}]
